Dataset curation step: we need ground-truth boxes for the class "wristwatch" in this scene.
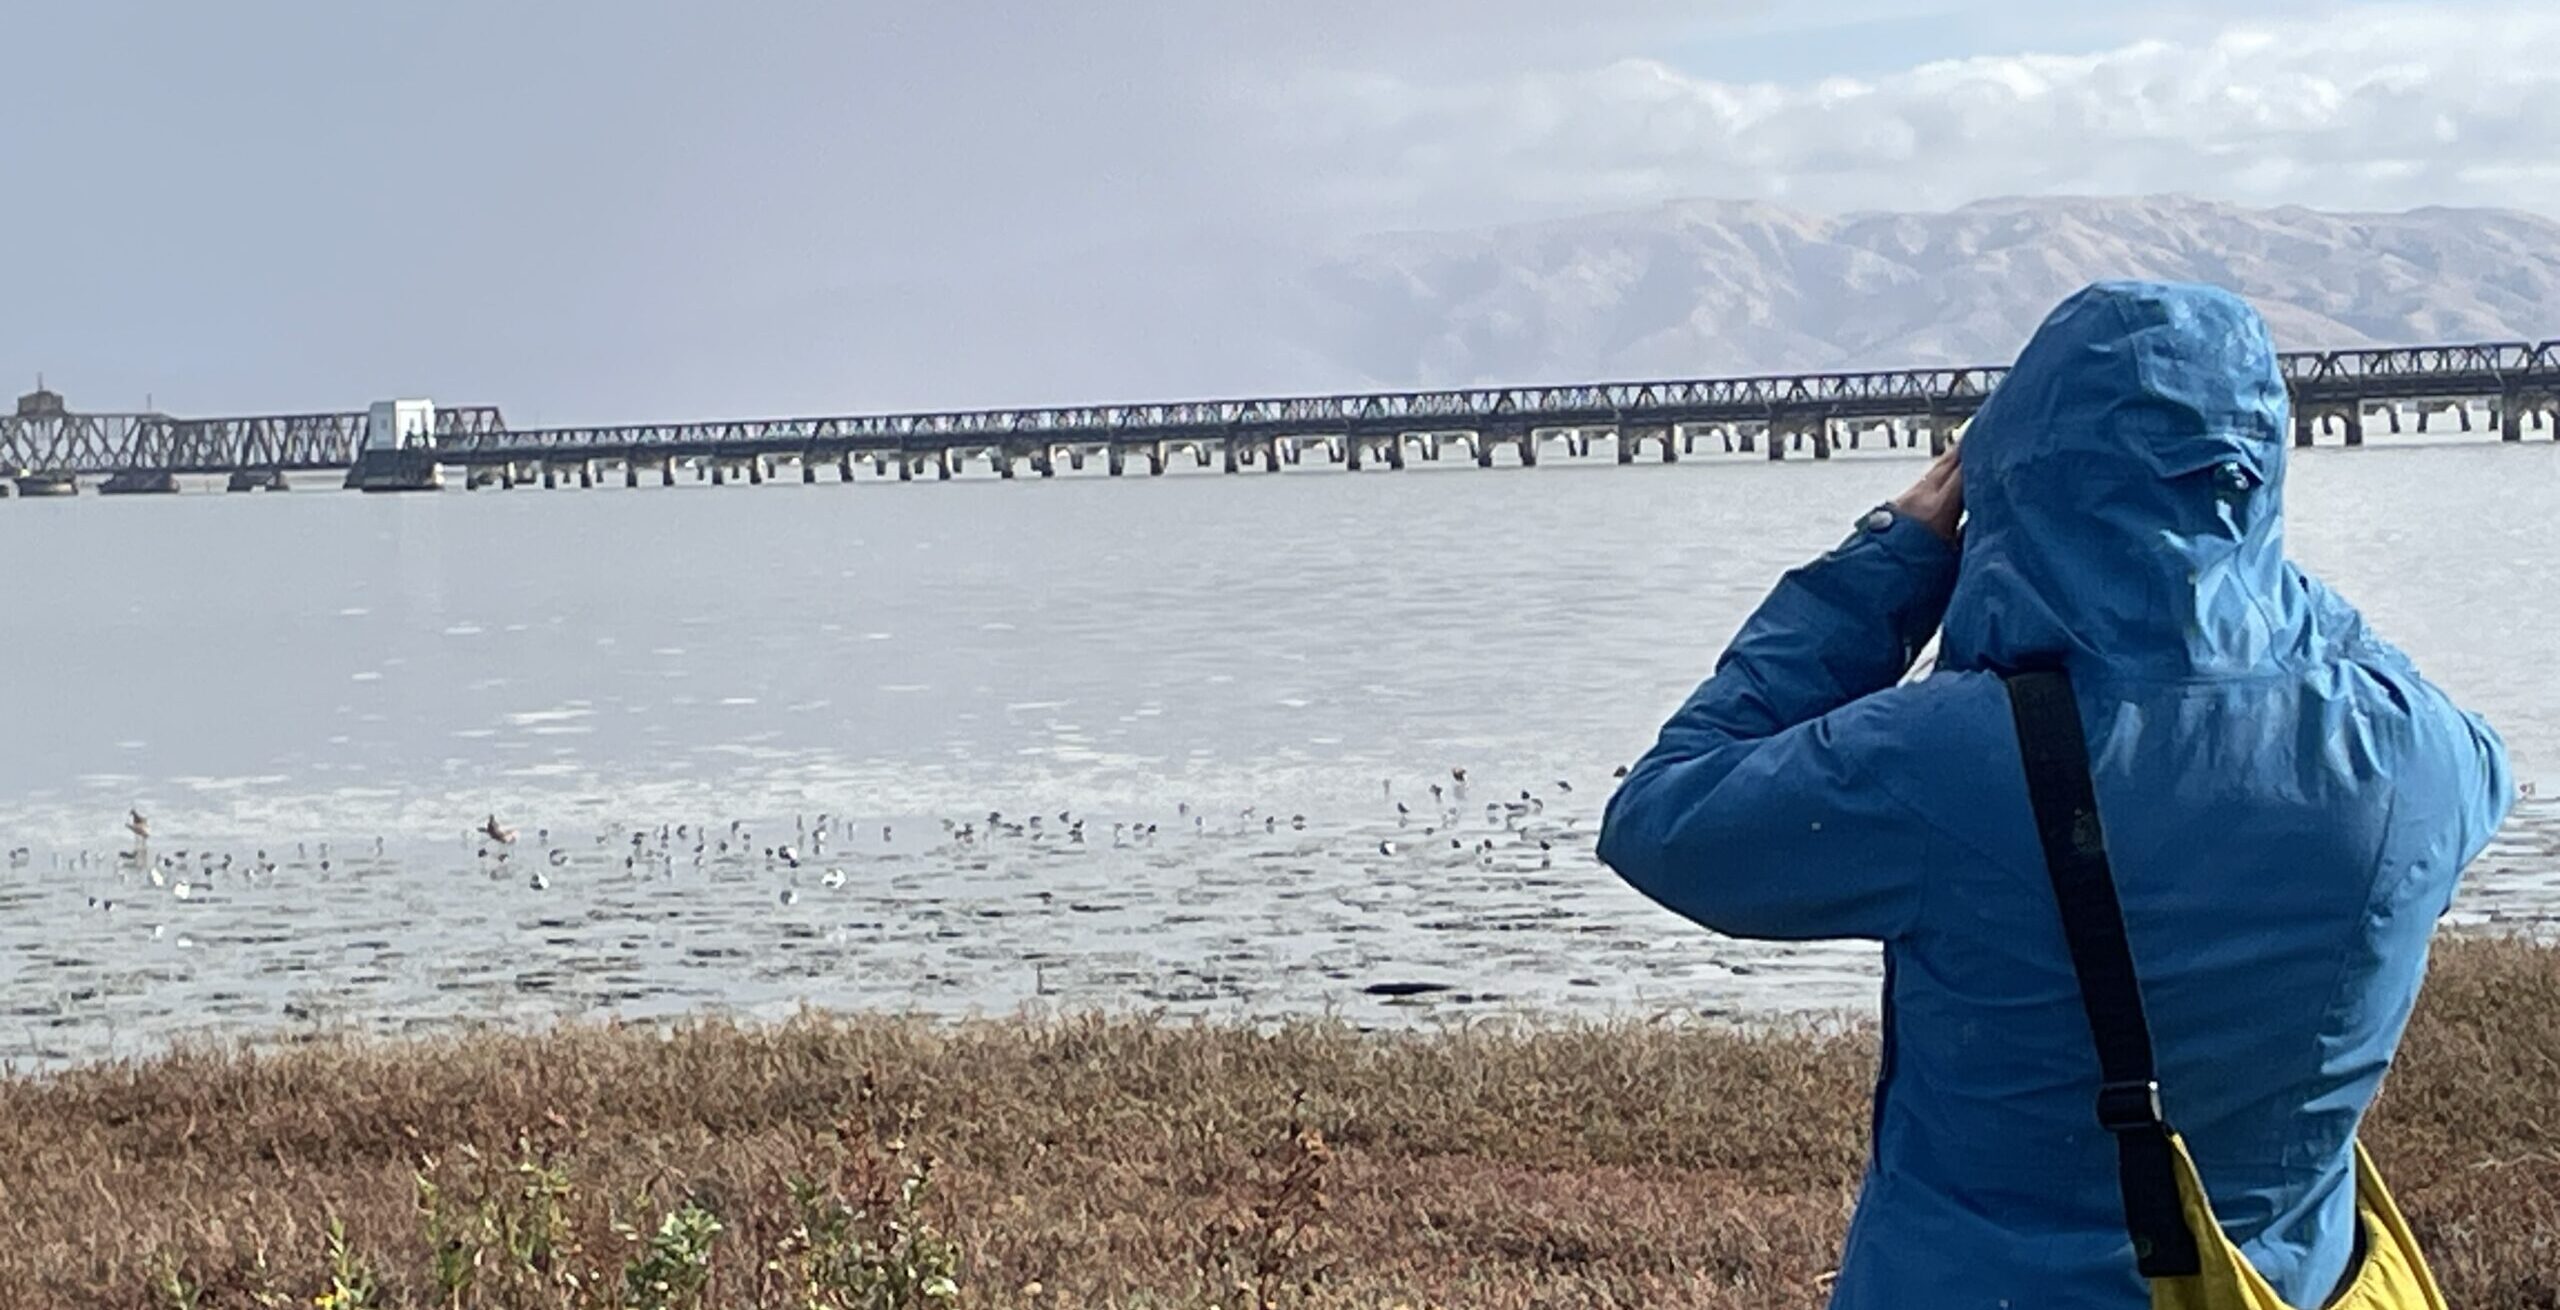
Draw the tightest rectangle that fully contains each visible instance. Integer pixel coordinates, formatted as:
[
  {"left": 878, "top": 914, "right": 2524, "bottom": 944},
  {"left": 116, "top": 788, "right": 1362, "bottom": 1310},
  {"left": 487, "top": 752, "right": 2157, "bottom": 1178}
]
[{"left": 1830, "top": 504, "right": 1900, "bottom": 556}]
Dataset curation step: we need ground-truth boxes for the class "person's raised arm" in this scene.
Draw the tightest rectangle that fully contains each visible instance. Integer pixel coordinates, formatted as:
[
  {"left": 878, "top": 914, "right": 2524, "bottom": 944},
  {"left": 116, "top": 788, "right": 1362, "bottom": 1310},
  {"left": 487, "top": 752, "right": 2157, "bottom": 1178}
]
[{"left": 1597, "top": 449, "right": 1963, "bottom": 941}]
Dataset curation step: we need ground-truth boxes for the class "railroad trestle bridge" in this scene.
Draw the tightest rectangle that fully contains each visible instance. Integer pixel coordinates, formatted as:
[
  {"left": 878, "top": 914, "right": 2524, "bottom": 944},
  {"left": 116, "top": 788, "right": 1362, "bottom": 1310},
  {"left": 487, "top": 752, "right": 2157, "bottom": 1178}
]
[{"left": 5, "top": 337, "right": 2556, "bottom": 496}]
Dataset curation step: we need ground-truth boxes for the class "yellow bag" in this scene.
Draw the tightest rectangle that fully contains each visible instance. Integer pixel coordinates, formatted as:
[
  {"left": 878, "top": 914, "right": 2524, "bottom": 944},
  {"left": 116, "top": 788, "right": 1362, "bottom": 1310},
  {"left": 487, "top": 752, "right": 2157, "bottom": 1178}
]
[
  {"left": 2006, "top": 671, "right": 2444, "bottom": 1309},
  {"left": 2149, "top": 1133, "right": 2442, "bottom": 1310}
]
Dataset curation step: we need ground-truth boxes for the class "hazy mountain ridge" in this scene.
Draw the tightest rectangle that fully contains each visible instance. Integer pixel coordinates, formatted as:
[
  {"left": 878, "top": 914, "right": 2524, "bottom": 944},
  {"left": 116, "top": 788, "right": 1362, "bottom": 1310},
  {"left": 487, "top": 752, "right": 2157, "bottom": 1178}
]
[{"left": 1293, "top": 195, "right": 2560, "bottom": 386}]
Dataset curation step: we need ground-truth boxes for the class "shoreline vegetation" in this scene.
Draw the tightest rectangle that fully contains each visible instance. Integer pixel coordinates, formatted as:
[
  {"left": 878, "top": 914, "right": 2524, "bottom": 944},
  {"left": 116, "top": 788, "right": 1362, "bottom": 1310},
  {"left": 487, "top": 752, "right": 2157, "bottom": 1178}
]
[{"left": 2, "top": 938, "right": 2552, "bottom": 1309}]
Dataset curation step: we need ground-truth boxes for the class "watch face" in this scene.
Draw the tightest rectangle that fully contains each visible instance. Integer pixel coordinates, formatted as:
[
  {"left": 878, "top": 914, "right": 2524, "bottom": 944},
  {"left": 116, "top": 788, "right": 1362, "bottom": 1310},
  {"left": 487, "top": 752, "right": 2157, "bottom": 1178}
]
[{"left": 1863, "top": 508, "right": 1896, "bottom": 532}]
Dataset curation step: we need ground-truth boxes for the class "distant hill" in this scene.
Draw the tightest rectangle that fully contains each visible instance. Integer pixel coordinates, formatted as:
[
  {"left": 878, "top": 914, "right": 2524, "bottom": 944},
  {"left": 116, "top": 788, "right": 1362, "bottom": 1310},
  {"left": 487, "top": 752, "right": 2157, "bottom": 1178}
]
[{"left": 1286, "top": 195, "right": 2560, "bottom": 385}]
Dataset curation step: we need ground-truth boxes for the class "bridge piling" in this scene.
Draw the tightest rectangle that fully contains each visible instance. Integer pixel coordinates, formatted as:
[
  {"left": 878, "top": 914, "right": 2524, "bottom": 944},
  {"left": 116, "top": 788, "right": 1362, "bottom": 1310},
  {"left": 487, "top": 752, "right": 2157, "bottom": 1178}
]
[{"left": 101, "top": 469, "right": 179, "bottom": 495}]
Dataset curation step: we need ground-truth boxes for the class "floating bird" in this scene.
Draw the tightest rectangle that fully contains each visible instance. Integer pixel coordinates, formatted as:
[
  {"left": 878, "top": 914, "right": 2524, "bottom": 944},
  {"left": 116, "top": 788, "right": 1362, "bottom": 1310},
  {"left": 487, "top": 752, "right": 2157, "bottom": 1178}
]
[
  {"left": 173, "top": 881, "right": 194, "bottom": 900},
  {"left": 779, "top": 887, "right": 800, "bottom": 906},
  {"left": 1556, "top": 780, "right": 1574, "bottom": 794},
  {"left": 481, "top": 815, "right": 517, "bottom": 845},
  {"left": 1377, "top": 840, "right": 1400, "bottom": 856},
  {"left": 1613, "top": 765, "right": 1630, "bottom": 779},
  {"left": 128, "top": 809, "right": 150, "bottom": 841},
  {"left": 547, "top": 849, "right": 569, "bottom": 867},
  {"left": 1451, "top": 767, "right": 1468, "bottom": 784},
  {"left": 528, "top": 870, "right": 549, "bottom": 890},
  {"left": 821, "top": 867, "right": 847, "bottom": 889}
]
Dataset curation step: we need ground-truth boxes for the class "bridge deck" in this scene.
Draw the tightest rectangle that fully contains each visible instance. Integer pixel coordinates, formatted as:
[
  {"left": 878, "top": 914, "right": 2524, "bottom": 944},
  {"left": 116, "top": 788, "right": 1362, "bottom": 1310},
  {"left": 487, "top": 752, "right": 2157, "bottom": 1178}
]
[{"left": 6, "top": 340, "right": 2557, "bottom": 479}]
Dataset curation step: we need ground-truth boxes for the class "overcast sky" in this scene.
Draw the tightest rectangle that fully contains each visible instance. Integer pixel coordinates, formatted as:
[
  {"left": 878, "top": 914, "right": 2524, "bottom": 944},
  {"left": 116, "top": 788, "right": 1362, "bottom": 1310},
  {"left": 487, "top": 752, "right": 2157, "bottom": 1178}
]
[{"left": 6, "top": 2, "right": 2557, "bottom": 422}]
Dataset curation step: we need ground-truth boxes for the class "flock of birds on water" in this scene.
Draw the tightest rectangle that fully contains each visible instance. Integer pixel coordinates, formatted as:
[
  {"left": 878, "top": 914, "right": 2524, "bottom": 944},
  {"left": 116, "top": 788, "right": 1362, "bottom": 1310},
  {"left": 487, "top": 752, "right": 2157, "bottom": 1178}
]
[
  {"left": 14, "top": 763, "right": 1634, "bottom": 916},
  {"left": 21, "top": 765, "right": 2549, "bottom": 920}
]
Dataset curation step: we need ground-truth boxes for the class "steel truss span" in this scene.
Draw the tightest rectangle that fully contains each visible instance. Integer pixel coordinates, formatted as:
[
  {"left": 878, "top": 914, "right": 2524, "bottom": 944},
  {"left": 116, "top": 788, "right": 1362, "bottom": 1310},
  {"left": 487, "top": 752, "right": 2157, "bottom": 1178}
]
[{"left": 6, "top": 338, "right": 2556, "bottom": 483}]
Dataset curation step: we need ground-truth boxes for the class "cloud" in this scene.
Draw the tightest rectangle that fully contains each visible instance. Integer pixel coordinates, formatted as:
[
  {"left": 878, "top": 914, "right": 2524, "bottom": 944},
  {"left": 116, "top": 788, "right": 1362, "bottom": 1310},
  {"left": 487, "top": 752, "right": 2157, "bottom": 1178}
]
[
  {"left": 8, "top": 2, "right": 2557, "bottom": 419},
  {"left": 1237, "top": 5, "right": 2560, "bottom": 230}
]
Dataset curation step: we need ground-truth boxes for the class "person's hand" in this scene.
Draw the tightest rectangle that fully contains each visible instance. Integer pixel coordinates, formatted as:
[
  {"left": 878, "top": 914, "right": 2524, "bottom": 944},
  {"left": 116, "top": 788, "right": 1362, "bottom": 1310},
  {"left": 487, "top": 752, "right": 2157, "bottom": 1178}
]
[{"left": 1892, "top": 446, "right": 1964, "bottom": 544}]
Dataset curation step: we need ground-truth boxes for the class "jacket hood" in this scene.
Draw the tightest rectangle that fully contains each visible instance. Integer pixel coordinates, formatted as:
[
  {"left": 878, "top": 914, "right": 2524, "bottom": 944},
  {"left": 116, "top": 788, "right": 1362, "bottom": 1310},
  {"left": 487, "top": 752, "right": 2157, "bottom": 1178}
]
[{"left": 1937, "top": 281, "right": 2308, "bottom": 677}]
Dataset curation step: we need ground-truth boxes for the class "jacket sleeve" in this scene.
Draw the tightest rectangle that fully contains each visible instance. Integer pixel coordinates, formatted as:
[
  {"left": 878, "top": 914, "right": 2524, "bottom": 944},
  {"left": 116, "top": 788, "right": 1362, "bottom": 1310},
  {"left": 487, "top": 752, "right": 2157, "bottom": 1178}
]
[
  {"left": 1598, "top": 512, "right": 1960, "bottom": 942},
  {"left": 2300, "top": 573, "right": 2515, "bottom": 903}
]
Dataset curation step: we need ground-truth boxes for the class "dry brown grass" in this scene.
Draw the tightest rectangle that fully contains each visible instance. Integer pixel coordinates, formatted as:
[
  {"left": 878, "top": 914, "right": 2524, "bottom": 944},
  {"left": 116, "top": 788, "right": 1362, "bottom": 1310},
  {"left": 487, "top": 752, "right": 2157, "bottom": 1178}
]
[{"left": 0, "top": 936, "right": 2553, "bottom": 1309}]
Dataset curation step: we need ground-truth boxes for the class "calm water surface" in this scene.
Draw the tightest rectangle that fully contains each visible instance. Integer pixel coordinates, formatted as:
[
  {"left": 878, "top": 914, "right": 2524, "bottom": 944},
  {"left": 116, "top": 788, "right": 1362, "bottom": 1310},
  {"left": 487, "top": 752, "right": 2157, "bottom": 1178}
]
[{"left": 2, "top": 441, "right": 2554, "bottom": 1065}]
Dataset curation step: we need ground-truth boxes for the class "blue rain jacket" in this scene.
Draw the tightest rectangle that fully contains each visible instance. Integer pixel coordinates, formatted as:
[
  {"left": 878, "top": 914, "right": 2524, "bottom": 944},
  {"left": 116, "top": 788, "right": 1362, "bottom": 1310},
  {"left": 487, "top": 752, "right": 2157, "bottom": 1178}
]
[{"left": 1599, "top": 282, "right": 2512, "bottom": 1308}]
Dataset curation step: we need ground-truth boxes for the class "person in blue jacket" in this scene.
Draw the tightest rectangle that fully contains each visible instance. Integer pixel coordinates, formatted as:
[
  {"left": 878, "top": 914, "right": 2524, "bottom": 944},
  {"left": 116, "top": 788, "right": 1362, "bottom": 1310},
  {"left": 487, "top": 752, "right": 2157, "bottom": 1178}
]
[{"left": 1597, "top": 281, "right": 2512, "bottom": 1307}]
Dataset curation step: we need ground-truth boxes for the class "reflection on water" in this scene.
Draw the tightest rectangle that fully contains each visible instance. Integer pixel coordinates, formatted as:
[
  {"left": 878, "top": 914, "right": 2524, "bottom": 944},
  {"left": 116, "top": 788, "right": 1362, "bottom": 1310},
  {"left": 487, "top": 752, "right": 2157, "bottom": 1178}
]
[{"left": 0, "top": 440, "right": 2554, "bottom": 1066}]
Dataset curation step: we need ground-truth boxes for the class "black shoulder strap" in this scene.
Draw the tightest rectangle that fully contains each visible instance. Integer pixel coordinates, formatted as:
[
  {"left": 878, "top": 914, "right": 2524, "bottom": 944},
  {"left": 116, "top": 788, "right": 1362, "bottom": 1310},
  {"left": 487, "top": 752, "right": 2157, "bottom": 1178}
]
[{"left": 2003, "top": 669, "right": 2202, "bottom": 1280}]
